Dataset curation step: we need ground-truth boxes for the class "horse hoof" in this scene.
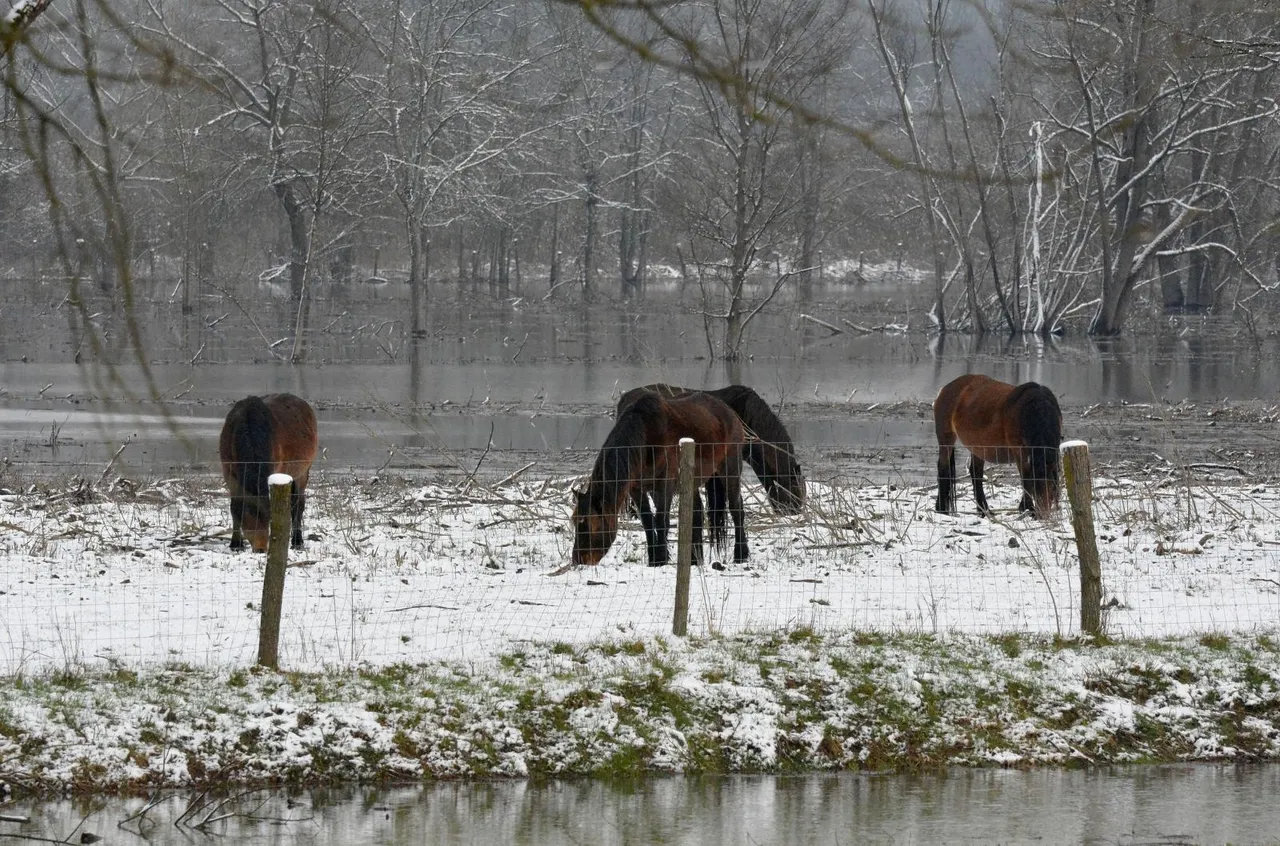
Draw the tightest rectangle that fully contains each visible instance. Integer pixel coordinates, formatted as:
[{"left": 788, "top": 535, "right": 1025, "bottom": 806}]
[
  {"left": 229, "top": 539, "right": 244, "bottom": 551},
  {"left": 711, "top": 561, "right": 726, "bottom": 571},
  {"left": 647, "top": 561, "right": 670, "bottom": 568}
]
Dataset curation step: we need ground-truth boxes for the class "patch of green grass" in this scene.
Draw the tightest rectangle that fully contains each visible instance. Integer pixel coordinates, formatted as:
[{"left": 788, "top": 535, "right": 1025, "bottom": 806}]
[
  {"left": 1084, "top": 663, "right": 1172, "bottom": 705},
  {"left": 560, "top": 689, "right": 604, "bottom": 710},
  {"left": 788, "top": 626, "right": 821, "bottom": 645},
  {"left": 593, "top": 743, "right": 648, "bottom": 779},
  {"left": 1240, "top": 664, "right": 1274, "bottom": 691},
  {"left": 615, "top": 672, "right": 695, "bottom": 729},
  {"left": 991, "top": 633, "right": 1022, "bottom": 659},
  {"left": 50, "top": 669, "right": 86, "bottom": 691},
  {"left": 108, "top": 668, "right": 138, "bottom": 686},
  {"left": 595, "top": 640, "right": 647, "bottom": 658},
  {"left": 138, "top": 726, "right": 165, "bottom": 745},
  {"left": 1199, "top": 633, "right": 1231, "bottom": 651},
  {"left": 499, "top": 651, "right": 528, "bottom": 671},
  {"left": 849, "top": 631, "right": 886, "bottom": 647}
]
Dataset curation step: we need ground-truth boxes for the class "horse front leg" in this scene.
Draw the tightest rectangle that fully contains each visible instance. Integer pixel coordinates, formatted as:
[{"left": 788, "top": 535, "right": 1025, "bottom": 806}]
[
  {"left": 969, "top": 455, "right": 992, "bottom": 517},
  {"left": 690, "top": 488, "right": 705, "bottom": 567},
  {"left": 645, "top": 487, "right": 672, "bottom": 567},
  {"left": 936, "top": 443, "right": 957, "bottom": 513}
]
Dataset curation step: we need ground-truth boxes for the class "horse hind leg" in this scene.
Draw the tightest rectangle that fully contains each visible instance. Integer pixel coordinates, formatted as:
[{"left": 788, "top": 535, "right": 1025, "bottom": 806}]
[
  {"left": 229, "top": 495, "right": 246, "bottom": 550},
  {"left": 936, "top": 443, "right": 958, "bottom": 513},
  {"left": 969, "top": 455, "right": 992, "bottom": 517},
  {"left": 1017, "top": 448, "right": 1040, "bottom": 516},
  {"left": 703, "top": 476, "right": 729, "bottom": 558},
  {"left": 290, "top": 481, "right": 307, "bottom": 549},
  {"left": 729, "top": 476, "right": 748, "bottom": 564},
  {"left": 1017, "top": 457, "right": 1035, "bottom": 515}
]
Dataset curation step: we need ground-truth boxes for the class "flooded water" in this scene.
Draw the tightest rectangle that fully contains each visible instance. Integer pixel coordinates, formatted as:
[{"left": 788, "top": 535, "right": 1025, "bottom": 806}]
[
  {"left": 4, "top": 764, "right": 1278, "bottom": 845},
  {"left": 1, "top": 289, "right": 1278, "bottom": 477}
]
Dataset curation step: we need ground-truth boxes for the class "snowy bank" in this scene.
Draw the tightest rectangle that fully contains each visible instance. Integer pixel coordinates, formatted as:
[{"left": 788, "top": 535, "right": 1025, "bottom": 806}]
[{"left": 1, "top": 630, "right": 1278, "bottom": 796}]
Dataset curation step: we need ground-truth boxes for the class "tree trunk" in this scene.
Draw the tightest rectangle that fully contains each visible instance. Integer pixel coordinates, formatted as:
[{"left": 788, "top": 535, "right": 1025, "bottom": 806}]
[
  {"left": 549, "top": 206, "right": 561, "bottom": 292},
  {"left": 1088, "top": 0, "right": 1154, "bottom": 337},
  {"left": 407, "top": 220, "right": 424, "bottom": 335},
  {"left": 273, "top": 180, "right": 309, "bottom": 301},
  {"left": 583, "top": 167, "right": 598, "bottom": 299}
]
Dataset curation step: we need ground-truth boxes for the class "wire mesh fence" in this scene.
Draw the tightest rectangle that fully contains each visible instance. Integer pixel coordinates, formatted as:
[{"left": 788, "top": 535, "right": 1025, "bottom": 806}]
[{"left": 1, "top": 438, "right": 1278, "bottom": 674}]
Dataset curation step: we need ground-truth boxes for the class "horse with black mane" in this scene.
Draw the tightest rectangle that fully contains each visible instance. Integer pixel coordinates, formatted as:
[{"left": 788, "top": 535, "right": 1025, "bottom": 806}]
[
  {"left": 570, "top": 392, "right": 748, "bottom": 568},
  {"left": 617, "top": 384, "right": 805, "bottom": 514},
  {"left": 219, "top": 393, "right": 319, "bottom": 552},
  {"left": 933, "top": 374, "right": 1062, "bottom": 519}
]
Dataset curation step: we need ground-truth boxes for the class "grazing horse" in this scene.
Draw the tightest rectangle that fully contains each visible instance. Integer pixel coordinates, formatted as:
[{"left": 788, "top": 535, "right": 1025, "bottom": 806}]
[
  {"left": 933, "top": 374, "right": 1062, "bottom": 519},
  {"left": 219, "top": 393, "right": 319, "bottom": 552},
  {"left": 617, "top": 384, "right": 805, "bottom": 514},
  {"left": 571, "top": 392, "right": 748, "bottom": 568}
]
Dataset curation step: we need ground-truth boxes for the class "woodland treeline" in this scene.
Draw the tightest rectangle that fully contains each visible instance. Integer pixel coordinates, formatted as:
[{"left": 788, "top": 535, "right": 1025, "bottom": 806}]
[{"left": 2, "top": 0, "right": 1280, "bottom": 361}]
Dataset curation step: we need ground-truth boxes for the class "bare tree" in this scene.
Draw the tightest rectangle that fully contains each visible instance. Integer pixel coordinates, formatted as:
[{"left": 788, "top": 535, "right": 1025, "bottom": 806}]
[{"left": 660, "top": 0, "right": 851, "bottom": 359}]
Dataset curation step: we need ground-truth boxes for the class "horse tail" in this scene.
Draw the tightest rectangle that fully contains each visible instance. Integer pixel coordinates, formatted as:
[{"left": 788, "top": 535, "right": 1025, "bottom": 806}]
[
  {"left": 233, "top": 396, "right": 275, "bottom": 501},
  {"left": 1017, "top": 384, "right": 1062, "bottom": 512},
  {"left": 705, "top": 476, "right": 729, "bottom": 551},
  {"left": 933, "top": 379, "right": 964, "bottom": 513}
]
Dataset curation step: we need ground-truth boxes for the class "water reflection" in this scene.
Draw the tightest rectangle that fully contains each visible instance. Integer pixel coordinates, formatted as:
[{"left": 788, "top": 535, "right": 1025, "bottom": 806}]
[
  {"left": 6, "top": 296, "right": 1280, "bottom": 475},
  {"left": 7, "top": 765, "right": 1279, "bottom": 845}
]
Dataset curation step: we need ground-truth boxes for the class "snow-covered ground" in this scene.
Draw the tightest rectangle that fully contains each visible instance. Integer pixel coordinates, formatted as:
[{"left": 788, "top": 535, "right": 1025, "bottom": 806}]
[
  {"left": 0, "top": 463, "right": 1276, "bottom": 675},
  {"left": 2, "top": 464, "right": 1280, "bottom": 794}
]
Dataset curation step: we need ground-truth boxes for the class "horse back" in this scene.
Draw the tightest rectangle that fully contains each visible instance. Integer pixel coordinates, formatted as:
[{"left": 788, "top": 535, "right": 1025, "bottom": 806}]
[
  {"left": 935, "top": 374, "right": 1019, "bottom": 460},
  {"left": 616, "top": 383, "right": 693, "bottom": 417},
  {"left": 220, "top": 393, "right": 318, "bottom": 494},
  {"left": 668, "top": 394, "right": 745, "bottom": 478},
  {"left": 264, "top": 393, "right": 319, "bottom": 486}
]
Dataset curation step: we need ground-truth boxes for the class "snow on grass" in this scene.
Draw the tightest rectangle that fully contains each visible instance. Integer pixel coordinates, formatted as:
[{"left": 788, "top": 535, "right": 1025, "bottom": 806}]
[
  {"left": 1, "top": 630, "right": 1279, "bottom": 795},
  {"left": 1, "top": 468, "right": 1279, "bottom": 793}
]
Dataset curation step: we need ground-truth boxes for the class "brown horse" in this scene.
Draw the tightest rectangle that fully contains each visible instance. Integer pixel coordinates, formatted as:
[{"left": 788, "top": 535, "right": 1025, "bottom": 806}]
[
  {"left": 617, "top": 384, "right": 805, "bottom": 514},
  {"left": 219, "top": 393, "right": 319, "bottom": 552},
  {"left": 571, "top": 392, "right": 748, "bottom": 568},
  {"left": 934, "top": 374, "right": 1062, "bottom": 519}
]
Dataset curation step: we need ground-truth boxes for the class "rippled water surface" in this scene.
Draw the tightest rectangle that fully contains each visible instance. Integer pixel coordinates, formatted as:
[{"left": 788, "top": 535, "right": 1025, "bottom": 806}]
[{"left": 5, "top": 765, "right": 1279, "bottom": 845}]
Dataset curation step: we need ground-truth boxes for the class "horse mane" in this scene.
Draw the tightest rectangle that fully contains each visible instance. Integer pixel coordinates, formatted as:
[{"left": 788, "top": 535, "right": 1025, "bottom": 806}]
[
  {"left": 589, "top": 393, "right": 659, "bottom": 505},
  {"left": 708, "top": 385, "right": 795, "bottom": 452},
  {"left": 1010, "top": 382, "right": 1062, "bottom": 506}
]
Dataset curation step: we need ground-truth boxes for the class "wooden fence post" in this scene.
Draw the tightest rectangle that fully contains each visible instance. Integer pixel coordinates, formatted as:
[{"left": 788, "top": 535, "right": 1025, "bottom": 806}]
[
  {"left": 257, "top": 473, "right": 293, "bottom": 669},
  {"left": 672, "top": 438, "right": 695, "bottom": 637},
  {"left": 1061, "top": 441, "right": 1103, "bottom": 636}
]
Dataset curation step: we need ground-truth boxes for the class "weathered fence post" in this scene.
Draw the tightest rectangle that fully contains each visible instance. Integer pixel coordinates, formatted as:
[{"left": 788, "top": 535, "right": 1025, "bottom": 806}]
[
  {"left": 672, "top": 438, "right": 695, "bottom": 637},
  {"left": 257, "top": 473, "right": 293, "bottom": 669},
  {"left": 1061, "top": 441, "right": 1103, "bottom": 636}
]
